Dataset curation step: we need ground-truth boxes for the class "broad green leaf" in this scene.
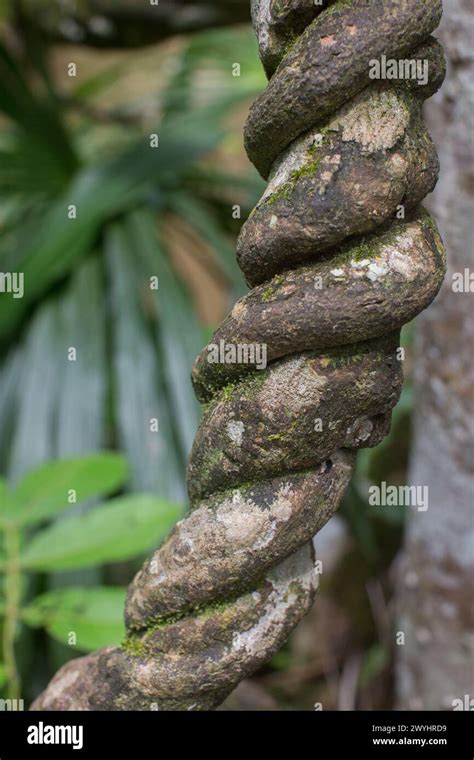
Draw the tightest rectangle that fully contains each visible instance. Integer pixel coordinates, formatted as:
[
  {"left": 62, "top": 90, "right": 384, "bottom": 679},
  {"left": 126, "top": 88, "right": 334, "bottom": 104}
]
[
  {"left": 125, "top": 211, "right": 202, "bottom": 456},
  {"left": 8, "top": 453, "right": 127, "bottom": 527},
  {"left": 0, "top": 663, "right": 6, "bottom": 689},
  {"left": 106, "top": 223, "right": 185, "bottom": 499},
  {"left": 3, "top": 260, "right": 112, "bottom": 593},
  {"left": 20, "top": 494, "right": 181, "bottom": 571},
  {"left": 0, "top": 129, "right": 217, "bottom": 340},
  {"left": 0, "top": 349, "right": 23, "bottom": 476},
  {"left": 0, "top": 41, "right": 78, "bottom": 191},
  {"left": 161, "top": 27, "right": 264, "bottom": 125},
  {"left": 55, "top": 259, "right": 107, "bottom": 457},
  {"left": 22, "top": 587, "right": 126, "bottom": 651},
  {"left": 7, "top": 301, "right": 61, "bottom": 481},
  {"left": 52, "top": 261, "right": 110, "bottom": 590}
]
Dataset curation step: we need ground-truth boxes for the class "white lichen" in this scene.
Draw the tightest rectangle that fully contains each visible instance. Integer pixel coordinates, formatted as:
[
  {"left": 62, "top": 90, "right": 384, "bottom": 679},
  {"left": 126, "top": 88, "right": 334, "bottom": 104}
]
[{"left": 226, "top": 420, "right": 245, "bottom": 446}]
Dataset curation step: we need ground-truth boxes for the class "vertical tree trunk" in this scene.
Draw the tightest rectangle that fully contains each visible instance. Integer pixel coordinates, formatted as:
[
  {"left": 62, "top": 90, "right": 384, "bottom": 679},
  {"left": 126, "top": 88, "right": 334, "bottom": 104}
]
[{"left": 396, "top": 1, "right": 474, "bottom": 710}]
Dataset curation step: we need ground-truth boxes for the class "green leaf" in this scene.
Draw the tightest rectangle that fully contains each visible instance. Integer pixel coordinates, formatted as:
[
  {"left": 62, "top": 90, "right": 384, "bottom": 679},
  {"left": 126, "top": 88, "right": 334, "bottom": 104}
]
[
  {"left": 71, "top": 63, "right": 126, "bottom": 101},
  {"left": 160, "top": 27, "right": 264, "bottom": 125},
  {"left": 21, "top": 587, "right": 126, "bottom": 651},
  {"left": 0, "top": 478, "right": 9, "bottom": 518},
  {"left": 55, "top": 258, "right": 107, "bottom": 457},
  {"left": 0, "top": 347, "right": 23, "bottom": 473},
  {"left": 0, "top": 40, "right": 78, "bottom": 187},
  {"left": 0, "top": 127, "right": 217, "bottom": 340},
  {"left": 106, "top": 222, "right": 186, "bottom": 499},
  {"left": 7, "top": 300, "right": 61, "bottom": 481},
  {"left": 8, "top": 453, "right": 128, "bottom": 527},
  {"left": 125, "top": 211, "right": 202, "bottom": 456},
  {"left": 0, "top": 662, "right": 6, "bottom": 689},
  {"left": 20, "top": 494, "right": 181, "bottom": 571}
]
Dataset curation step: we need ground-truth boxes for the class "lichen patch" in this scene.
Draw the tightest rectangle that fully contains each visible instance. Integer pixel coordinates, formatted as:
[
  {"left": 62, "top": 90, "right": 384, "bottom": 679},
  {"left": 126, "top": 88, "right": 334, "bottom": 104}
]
[
  {"left": 330, "top": 89, "right": 411, "bottom": 153},
  {"left": 227, "top": 420, "right": 245, "bottom": 446}
]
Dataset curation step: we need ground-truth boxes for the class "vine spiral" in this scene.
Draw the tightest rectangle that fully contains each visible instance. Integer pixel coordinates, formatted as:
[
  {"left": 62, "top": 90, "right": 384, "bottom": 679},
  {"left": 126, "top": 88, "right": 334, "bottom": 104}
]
[{"left": 33, "top": 0, "right": 446, "bottom": 711}]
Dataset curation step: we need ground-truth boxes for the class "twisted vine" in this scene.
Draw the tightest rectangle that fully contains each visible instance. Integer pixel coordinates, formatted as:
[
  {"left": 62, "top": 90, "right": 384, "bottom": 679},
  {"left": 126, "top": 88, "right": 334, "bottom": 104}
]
[{"left": 33, "top": 0, "right": 446, "bottom": 711}]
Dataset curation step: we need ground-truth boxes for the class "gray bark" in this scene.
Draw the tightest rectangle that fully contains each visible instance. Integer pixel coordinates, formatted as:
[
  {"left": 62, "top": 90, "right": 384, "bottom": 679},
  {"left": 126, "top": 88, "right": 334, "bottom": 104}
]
[{"left": 396, "top": 1, "right": 474, "bottom": 711}]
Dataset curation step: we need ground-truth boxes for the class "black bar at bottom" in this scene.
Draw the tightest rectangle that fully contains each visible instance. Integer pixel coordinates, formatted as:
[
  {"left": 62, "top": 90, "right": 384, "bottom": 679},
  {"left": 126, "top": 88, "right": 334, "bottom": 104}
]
[{"left": 0, "top": 709, "right": 472, "bottom": 757}]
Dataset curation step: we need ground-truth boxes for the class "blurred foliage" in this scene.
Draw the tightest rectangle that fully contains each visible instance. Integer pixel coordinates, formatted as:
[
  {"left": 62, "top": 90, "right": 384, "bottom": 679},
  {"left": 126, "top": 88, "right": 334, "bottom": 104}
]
[
  {"left": 0, "top": 19, "right": 265, "bottom": 702},
  {"left": 0, "top": 454, "right": 180, "bottom": 698},
  {"left": 0, "top": 23, "right": 266, "bottom": 489},
  {"left": 0, "top": 15, "right": 417, "bottom": 710}
]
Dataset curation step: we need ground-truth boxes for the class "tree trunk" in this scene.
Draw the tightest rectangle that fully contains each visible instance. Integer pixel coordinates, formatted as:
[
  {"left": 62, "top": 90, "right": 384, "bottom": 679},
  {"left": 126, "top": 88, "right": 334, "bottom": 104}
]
[{"left": 396, "top": 1, "right": 474, "bottom": 711}]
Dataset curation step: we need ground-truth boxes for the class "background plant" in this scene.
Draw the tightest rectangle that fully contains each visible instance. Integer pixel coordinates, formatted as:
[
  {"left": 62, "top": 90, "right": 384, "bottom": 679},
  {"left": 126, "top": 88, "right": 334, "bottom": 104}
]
[
  {"left": 0, "top": 24, "right": 267, "bottom": 487},
  {"left": 0, "top": 453, "right": 181, "bottom": 699},
  {"left": 0, "top": 7, "right": 423, "bottom": 709}
]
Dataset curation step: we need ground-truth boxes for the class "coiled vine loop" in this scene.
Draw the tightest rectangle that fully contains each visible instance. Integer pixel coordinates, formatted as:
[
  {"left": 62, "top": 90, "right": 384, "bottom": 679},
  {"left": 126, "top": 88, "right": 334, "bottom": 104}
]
[{"left": 33, "top": 0, "right": 446, "bottom": 711}]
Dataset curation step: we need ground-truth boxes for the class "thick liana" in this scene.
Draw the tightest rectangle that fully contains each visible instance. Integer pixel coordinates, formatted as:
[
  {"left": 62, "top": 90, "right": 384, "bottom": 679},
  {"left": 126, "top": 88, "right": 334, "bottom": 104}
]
[{"left": 33, "top": 0, "right": 446, "bottom": 711}]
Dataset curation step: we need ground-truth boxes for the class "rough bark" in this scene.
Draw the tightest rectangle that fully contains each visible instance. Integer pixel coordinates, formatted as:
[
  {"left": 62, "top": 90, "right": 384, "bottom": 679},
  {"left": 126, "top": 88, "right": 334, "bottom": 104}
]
[
  {"left": 396, "top": 1, "right": 474, "bottom": 711},
  {"left": 32, "top": 0, "right": 446, "bottom": 711},
  {"left": 245, "top": 0, "right": 443, "bottom": 178},
  {"left": 16, "top": 0, "right": 251, "bottom": 47},
  {"left": 194, "top": 212, "right": 445, "bottom": 398}
]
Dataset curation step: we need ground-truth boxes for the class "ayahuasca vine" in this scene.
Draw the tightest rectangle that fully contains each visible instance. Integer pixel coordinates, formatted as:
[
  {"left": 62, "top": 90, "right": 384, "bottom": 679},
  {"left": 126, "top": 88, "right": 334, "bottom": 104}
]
[{"left": 33, "top": 0, "right": 446, "bottom": 711}]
